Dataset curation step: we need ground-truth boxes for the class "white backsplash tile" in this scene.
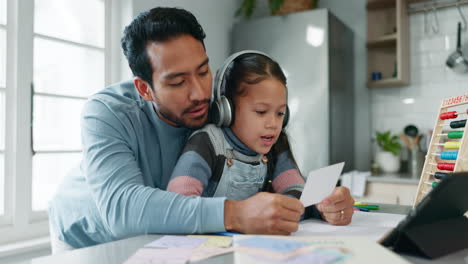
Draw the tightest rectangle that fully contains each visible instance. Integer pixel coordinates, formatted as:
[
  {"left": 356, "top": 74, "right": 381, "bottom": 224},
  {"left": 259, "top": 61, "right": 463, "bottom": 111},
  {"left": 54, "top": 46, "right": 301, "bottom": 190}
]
[
  {"left": 421, "top": 67, "right": 446, "bottom": 83},
  {"left": 444, "top": 35, "right": 456, "bottom": 51},
  {"left": 427, "top": 51, "right": 448, "bottom": 67},
  {"left": 371, "top": 7, "right": 468, "bottom": 139},
  {"left": 457, "top": 81, "right": 468, "bottom": 93}
]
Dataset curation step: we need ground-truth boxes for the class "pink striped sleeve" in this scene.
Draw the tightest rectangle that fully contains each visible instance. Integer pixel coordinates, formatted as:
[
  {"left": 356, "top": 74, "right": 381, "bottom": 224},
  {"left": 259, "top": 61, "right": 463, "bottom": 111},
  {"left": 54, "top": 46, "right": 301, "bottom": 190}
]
[
  {"left": 272, "top": 169, "right": 305, "bottom": 193},
  {"left": 167, "top": 176, "right": 204, "bottom": 196}
]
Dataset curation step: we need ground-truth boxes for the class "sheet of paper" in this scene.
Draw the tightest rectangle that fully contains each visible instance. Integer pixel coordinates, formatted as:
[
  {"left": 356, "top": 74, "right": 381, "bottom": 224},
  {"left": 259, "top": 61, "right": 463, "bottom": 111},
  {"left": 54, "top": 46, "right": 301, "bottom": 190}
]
[
  {"left": 190, "top": 246, "right": 235, "bottom": 262},
  {"left": 300, "top": 162, "right": 345, "bottom": 207},
  {"left": 244, "top": 247, "right": 348, "bottom": 264},
  {"left": 234, "top": 236, "right": 412, "bottom": 264},
  {"left": 350, "top": 211, "right": 406, "bottom": 228},
  {"left": 293, "top": 211, "right": 406, "bottom": 241},
  {"left": 188, "top": 235, "right": 232, "bottom": 247},
  {"left": 144, "top": 235, "right": 207, "bottom": 249},
  {"left": 275, "top": 248, "right": 348, "bottom": 264},
  {"left": 123, "top": 248, "right": 192, "bottom": 264},
  {"left": 235, "top": 236, "right": 309, "bottom": 254},
  {"left": 341, "top": 170, "right": 370, "bottom": 197}
]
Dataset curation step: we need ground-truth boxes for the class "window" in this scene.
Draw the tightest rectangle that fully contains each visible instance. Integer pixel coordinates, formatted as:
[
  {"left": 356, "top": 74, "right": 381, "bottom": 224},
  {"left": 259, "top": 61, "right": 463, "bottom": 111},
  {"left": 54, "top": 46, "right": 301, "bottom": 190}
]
[
  {"left": 0, "top": 0, "right": 7, "bottom": 217},
  {"left": 32, "top": 0, "right": 105, "bottom": 212},
  {"left": 0, "top": 0, "right": 119, "bottom": 244}
]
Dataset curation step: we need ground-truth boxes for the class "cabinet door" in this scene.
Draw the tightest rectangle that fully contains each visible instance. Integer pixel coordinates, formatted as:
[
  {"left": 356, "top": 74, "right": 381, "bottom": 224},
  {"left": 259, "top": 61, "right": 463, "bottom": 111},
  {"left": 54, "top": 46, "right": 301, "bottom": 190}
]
[{"left": 360, "top": 182, "right": 417, "bottom": 205}]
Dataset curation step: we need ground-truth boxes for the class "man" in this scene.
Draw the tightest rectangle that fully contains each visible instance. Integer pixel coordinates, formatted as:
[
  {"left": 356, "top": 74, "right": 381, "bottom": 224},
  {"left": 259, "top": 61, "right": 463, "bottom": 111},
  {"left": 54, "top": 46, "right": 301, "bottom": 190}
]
[{"left": 48, "top": 7, "right": 354, "bottom": 253}]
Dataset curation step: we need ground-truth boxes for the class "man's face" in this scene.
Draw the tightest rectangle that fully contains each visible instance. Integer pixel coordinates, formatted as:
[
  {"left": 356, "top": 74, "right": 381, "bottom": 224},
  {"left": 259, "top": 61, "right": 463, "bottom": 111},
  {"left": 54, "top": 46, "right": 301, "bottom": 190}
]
[{"left": 147, "top": 35, "right": 212, "bottom": 129}]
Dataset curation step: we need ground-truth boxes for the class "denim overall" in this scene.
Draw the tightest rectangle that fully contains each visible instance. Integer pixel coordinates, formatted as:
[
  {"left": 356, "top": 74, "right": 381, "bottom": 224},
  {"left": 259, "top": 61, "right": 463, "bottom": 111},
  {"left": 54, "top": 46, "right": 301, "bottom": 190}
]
[{"left": 194, "top": 125, "right": 267, "bottom": 201}]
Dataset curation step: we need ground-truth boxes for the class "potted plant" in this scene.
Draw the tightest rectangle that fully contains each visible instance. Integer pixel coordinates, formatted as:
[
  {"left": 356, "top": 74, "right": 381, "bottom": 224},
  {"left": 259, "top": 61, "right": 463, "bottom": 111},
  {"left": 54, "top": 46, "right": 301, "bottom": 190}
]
[
  {"left": 375, "top": 130, "right": 402, "bottom": 173},
  {"left": 236, "top": 0, "right": 319, "bottom": 19}
]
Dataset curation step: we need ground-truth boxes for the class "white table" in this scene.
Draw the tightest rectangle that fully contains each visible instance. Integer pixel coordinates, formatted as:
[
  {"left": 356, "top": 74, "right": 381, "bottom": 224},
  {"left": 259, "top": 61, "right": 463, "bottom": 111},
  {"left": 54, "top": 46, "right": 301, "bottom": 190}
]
[{"left": 30, "top": 204, "right": 468, "bottom": 264}]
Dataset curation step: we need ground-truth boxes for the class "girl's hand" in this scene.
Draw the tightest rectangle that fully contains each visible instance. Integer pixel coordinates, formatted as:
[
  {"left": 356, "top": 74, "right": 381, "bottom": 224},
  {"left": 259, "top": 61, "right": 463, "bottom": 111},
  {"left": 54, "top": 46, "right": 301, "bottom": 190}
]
[{"left": 316, "top": 186, "right": 354, "bottom": 225}]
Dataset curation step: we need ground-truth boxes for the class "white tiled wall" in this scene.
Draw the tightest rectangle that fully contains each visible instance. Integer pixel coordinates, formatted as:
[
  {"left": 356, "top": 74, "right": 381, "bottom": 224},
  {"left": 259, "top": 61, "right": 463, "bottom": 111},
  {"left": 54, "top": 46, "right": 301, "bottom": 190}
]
[{"left": 371, "top": 5, "right": 468, "bottom": 151}]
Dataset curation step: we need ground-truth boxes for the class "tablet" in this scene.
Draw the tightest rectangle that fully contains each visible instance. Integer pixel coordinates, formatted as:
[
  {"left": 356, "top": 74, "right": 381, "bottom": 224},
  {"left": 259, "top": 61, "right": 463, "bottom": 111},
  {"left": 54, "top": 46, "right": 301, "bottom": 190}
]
[{"left": 380, "top": 172, "right": 468, "bottom": 259}]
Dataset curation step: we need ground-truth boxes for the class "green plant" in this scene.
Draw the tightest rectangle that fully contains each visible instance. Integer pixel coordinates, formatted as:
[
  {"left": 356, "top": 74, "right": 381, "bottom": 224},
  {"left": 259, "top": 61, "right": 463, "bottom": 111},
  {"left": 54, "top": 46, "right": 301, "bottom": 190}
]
[
  {"left": 376, "top": 131, "right": 402, "bottom": 156},
  {"left": 236, "top": 0, "right": 319, "bottom": 19}
]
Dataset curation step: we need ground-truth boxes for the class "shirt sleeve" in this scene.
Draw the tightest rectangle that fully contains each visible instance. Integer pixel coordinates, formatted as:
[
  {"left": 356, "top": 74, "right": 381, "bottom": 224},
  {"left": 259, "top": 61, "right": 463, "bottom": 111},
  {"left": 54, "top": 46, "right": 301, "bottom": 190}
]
[
  {"left": 271, "top": 150, "right": 323, "bottom": 221},
  {"left": 271, "top": 151, "right": 305, "bottom": 198},
  {"left": 81, "top": 99, "right": 226, "bottom": 239},
  {"left": 167, "top": 132, "right": 216, "bottom": 196}
]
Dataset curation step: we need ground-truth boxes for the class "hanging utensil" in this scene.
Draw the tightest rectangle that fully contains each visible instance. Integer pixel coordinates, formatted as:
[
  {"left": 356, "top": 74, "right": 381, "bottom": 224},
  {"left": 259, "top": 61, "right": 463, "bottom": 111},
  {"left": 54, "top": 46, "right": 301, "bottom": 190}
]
[
  {"left": 446, "top": 22, "right": 468, "bottom": 73},
  {"left": 424, "top": 6, "right": 430, "bottom": 35},
  {"left": 457, "top": 1, "right": 467, "bottom": 31},
  {"left": 430, "top": 4, "right": 440, "bottom": 34},
  {"left": 423, "top": 3, "right": 440, "bottom": 35}
]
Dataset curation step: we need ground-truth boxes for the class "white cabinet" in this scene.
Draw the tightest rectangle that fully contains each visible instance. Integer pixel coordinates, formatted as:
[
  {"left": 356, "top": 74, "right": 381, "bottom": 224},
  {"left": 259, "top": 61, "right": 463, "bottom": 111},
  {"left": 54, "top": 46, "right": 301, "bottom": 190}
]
[
  {"left": 355, "top": 175, "right": 419, "bottom": 206},
  {"left": 360, "top": 182, "right": 417, "bottom": 205}
]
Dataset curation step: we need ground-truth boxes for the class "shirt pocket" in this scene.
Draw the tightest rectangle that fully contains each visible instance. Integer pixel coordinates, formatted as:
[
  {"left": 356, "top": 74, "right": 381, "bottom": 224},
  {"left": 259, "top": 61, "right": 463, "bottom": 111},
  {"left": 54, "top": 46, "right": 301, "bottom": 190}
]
[
  {"left": 225, "top": 161, "right": 265, "bottom": 200},
  {"left": 227, "top": 180, "right": 264, "bottom": 200}
]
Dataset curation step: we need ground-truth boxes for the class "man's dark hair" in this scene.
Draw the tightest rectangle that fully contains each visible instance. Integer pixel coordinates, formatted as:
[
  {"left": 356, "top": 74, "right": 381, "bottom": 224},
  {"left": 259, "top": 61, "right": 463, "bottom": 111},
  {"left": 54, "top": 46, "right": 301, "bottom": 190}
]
[{"left": 121, "top": 7, "right": 206, "bottom": 86}]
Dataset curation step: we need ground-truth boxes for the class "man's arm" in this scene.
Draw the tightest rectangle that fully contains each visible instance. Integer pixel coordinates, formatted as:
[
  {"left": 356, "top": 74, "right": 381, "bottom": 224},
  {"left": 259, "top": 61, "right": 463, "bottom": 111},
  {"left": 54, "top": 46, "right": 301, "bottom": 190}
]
[
  {"left": 224, "top": 193, "right": 304, "bottom": 235},
  {"left": 81, "top": 100, "right": 225, "bottom": 238}
]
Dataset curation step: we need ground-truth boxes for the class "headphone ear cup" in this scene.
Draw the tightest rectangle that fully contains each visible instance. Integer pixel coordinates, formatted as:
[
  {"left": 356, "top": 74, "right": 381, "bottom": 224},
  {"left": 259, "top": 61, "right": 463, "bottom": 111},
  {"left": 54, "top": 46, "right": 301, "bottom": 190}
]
[
  {"left": 210, "top": 100, "right": 224, "bottom": 127},
  {"left": 220, "top": 96, "right": 233, "bottom": 127},
  {"left": 225, "top": 97, "right": 234, "bottom": 127},
  {"left": 282, "top": 105, "right": 290, "bottom": 128}
]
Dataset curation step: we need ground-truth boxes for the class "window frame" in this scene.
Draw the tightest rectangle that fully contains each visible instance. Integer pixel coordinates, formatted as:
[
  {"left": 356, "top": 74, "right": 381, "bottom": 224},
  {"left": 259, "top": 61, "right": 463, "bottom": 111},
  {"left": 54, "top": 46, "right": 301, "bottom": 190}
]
[{"left": 0, "top": 0, "right": 121, "bottom": 245}]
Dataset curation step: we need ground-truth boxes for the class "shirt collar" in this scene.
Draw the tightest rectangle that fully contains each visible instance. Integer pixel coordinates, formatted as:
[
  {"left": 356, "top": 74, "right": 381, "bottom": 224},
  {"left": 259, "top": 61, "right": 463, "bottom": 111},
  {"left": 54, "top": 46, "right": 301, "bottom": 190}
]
[{"left": 222, "top": 127, "right": 258, "bottom": 156}]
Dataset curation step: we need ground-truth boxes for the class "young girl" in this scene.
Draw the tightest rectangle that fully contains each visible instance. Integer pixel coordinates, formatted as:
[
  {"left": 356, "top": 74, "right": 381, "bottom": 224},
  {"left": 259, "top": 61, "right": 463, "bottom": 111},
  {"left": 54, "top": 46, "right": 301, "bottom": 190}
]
[{"left": 167, "top": 51, "right": 318, "bottom": 217}]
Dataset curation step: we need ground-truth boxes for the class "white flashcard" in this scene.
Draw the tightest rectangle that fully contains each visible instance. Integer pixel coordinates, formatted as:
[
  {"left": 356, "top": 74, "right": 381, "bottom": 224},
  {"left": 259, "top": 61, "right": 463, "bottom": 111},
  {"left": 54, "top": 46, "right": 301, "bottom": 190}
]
[{"left": 299, "top": 162, "right": 345, "bottom": 207}]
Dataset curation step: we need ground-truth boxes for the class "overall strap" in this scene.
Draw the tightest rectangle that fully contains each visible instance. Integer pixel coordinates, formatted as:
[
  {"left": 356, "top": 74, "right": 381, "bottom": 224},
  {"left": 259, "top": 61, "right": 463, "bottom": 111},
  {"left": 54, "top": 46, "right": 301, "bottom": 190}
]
[{"left": 191, "top": 124, "right": 264, "bottom": 164}]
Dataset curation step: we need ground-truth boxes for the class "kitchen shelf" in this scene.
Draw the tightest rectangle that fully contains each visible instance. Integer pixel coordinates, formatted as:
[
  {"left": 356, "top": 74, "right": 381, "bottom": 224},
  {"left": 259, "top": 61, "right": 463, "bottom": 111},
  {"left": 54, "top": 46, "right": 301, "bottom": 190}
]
[
  {"left": 367, "top": 0, "right": 410, "bottom": 88},
  {"left": 367, "top": 0, "right": 396, "bottom": 10},
  {"left": 367, "top": 78, "right": 407, "bottom": 88},
  {"left": 407, "top": 0, "right": 430, "bottom": 3},
  {"left": 367, "top": 33, "right": 397, "bottom": 48}
]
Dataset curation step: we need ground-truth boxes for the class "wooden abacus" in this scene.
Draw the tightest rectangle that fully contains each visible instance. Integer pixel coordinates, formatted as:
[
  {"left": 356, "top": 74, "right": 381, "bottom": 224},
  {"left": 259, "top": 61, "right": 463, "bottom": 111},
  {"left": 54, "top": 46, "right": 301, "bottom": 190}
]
[{"left": 414, "top": 94, "right": 468, "bottom": 206}]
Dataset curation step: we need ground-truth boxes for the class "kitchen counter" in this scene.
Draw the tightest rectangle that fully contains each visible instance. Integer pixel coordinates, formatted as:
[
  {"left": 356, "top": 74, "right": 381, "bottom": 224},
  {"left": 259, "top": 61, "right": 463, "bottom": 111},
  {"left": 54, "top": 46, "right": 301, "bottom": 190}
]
[
  {"left": 342, "top": 172, "right": 420, "bottom": 205},
  {"left": 367, "top": 173, "right": 420, "bottom": 185}
]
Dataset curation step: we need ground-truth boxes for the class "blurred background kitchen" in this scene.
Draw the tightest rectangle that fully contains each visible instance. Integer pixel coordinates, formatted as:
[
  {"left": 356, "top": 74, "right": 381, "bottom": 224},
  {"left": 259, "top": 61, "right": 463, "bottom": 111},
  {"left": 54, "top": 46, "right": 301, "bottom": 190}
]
[{"left": 0, "top": 0, "right": 467, "bottom": 262}]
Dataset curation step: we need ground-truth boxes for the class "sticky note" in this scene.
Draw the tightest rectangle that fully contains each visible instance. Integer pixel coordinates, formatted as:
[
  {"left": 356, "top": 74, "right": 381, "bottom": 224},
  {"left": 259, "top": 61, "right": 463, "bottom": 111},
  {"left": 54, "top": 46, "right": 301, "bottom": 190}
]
[
  {"left": 188, "top": 235, "right": 232, "bottom": 247},
  {"left": 190, "top": 246, "right": 234, "bottom": 262},
  {"left": 144, "top": 235, "right": 207, "bottom": 249},
  {"left": 235, "top": 236, "right": 308, "bottom": 254},
  {"left": 275, "top": 249, "right": 347, "bottom": 264},
  {"left": 123, "top": 248, "right": 192, "bottom": 264}
]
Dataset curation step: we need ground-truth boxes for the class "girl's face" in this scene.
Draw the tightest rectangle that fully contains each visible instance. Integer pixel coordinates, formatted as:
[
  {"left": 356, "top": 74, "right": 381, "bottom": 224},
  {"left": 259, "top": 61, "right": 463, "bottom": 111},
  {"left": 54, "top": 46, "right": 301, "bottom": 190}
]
[{"left": 231, "top": 77, "right": 287, "bottom": 154}]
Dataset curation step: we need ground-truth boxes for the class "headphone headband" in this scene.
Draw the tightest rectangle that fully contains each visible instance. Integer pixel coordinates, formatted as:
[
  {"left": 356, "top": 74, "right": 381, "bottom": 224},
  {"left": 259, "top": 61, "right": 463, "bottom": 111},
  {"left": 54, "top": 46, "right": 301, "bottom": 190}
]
[{"left": 212, "top": 50, "right": 271, "bottom": 102}]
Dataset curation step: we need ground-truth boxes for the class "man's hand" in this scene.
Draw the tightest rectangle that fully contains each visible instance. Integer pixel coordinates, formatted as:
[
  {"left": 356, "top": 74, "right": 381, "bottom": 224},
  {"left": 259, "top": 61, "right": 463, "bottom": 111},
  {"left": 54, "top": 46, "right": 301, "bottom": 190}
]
[
  {"left": 316, "top": 186, "right": 354, "bottom": 225},
  {"left": 224, "top": 192, "right": 304, "bottom": 235}
]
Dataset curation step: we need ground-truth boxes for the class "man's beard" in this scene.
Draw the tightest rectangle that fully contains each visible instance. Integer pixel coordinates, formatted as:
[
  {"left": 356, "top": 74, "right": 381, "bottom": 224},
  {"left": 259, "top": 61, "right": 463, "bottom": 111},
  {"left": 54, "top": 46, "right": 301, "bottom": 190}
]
[{"left": 153, "top": 98, "right": 210, "bottom": 129}]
